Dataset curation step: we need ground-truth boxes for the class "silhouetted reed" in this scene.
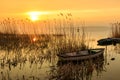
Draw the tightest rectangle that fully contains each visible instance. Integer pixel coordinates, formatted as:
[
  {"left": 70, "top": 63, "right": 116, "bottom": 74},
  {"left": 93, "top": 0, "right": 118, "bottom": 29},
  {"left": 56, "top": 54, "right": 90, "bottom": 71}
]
[
  {"left": 111, "top": 22, "right": 120, "bottom": 38},
  {"left": 0, "top": 13, "right": 91, "bottom": 80}
]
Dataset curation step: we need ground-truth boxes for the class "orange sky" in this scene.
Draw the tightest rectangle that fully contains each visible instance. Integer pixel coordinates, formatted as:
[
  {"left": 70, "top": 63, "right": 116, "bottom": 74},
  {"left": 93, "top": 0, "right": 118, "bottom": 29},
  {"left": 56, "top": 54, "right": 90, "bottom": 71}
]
[{"left": 0, "top": 0, "right": 120, "bottom": 26}]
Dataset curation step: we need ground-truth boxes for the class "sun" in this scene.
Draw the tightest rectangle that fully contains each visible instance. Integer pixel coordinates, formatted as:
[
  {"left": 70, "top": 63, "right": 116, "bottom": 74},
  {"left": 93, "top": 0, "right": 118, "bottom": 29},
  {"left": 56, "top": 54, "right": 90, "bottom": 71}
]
[
  {"left": 26, "top": 11, "right": 50, "bottom": 21},
  {"left": 27, "top": 12, "right": 41, "bottom": 21},
  {"left": 30, "top": 14, "right": 39, "bottom": 21}
]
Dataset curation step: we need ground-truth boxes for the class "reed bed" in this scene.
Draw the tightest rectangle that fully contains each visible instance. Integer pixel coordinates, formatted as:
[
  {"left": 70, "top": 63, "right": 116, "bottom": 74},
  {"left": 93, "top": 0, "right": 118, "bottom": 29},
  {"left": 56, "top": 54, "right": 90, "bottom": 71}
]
[{"left": 0, "top": 13, "right": 92, "bottom": 80}]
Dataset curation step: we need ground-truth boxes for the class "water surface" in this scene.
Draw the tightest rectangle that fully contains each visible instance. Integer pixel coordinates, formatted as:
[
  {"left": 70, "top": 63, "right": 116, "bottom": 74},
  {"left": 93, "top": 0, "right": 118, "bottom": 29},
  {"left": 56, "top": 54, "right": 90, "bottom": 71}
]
[{"left": 0, "top": 26, "right": 120, "bottom": 80}]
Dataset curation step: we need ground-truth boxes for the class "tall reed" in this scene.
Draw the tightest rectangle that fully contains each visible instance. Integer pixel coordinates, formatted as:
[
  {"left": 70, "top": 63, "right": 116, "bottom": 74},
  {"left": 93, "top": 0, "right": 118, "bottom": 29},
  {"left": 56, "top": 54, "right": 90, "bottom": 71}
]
[
  {"left": 111, "top": 22, "right": 120, "bottom": 38},
  {"left": 0, "top": 13, "right": 91, "bottom": 80}
]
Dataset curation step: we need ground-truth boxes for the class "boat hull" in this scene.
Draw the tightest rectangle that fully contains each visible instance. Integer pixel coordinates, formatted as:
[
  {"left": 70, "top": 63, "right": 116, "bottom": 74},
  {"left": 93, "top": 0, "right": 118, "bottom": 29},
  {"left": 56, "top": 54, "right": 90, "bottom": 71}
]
[
  {"left": 57, "top": 48, "right": 104, "bottom": 61},
  {"left": 97, "top": 38, "right": 120, "bottom": 46}
]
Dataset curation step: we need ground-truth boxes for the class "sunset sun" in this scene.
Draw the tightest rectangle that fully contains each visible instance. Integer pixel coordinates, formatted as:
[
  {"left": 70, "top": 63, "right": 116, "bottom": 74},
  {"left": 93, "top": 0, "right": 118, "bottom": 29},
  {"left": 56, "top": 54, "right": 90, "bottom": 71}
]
[
  {"left": 27, "top": 12, "right": 42, "bottom": 21},
  {"left": 30, "top": 14, "right": 39, "bottom": 21},
  {"left": 26, "top": 11, "right": 50, "bottom": 21}
]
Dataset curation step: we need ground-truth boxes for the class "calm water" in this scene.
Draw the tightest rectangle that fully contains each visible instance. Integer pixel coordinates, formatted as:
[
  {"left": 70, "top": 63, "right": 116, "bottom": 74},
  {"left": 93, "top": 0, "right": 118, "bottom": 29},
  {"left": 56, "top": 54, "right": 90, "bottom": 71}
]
[{"left": 0, "top": 26, "right": 120, "bottom": 80}]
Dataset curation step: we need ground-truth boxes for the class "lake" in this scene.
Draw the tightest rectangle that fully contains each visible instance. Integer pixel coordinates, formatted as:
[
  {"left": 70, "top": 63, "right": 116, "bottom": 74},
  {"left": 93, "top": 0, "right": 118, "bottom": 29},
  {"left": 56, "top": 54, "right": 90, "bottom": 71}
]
[{"left": 0, "top": 26, "right": 120, "bottom": 80}]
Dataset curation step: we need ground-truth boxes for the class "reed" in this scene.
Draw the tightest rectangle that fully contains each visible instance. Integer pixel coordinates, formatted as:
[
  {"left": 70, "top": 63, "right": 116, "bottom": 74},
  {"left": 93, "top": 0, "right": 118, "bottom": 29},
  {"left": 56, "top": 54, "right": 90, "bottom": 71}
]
[
  {"left": 0, "top": 13, "right": 91, "bottom": 80},
  {"left": 111, "top": 22, "right": 120, "bottom": 38},
  {"left": 0, "top": 14, "right": 90, "bottom": 67}
]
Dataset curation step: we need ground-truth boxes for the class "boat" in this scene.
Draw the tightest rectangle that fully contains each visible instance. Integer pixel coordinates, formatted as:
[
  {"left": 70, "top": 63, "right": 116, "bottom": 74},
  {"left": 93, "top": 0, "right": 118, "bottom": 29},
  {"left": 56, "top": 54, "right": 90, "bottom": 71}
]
[
  {"left": 57, "top": 48, "right": 104, "bottom": 61},
  {"left": 97, "top": 38, "right": 120, "bottom": 46}
]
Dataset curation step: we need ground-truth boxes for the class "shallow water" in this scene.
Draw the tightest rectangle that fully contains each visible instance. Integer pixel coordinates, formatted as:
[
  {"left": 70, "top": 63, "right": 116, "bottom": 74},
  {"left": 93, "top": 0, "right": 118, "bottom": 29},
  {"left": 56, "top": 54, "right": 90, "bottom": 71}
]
[{"left": 0, "top": 26, "right": 120, "bottom": 80}]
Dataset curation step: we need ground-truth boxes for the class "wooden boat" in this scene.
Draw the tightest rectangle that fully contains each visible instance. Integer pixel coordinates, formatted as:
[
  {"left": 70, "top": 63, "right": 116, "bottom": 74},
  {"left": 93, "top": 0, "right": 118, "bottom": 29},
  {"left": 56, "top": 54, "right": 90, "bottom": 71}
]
[{"left": 57, "top": 48, "right": 104, "bottom": 61}]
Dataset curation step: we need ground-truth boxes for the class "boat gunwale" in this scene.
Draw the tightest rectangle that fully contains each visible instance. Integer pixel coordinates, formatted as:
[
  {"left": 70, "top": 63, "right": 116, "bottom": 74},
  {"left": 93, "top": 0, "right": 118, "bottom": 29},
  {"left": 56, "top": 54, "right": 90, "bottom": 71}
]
[{"left": 57, "top": 48, "right": 104, "bottom": 61}]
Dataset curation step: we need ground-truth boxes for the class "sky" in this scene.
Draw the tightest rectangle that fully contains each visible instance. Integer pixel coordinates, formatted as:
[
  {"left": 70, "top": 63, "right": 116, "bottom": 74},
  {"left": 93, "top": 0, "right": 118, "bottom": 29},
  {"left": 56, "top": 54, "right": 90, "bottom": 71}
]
[{"left": 0, "top": 0, "right": 120, "bottom": 26}]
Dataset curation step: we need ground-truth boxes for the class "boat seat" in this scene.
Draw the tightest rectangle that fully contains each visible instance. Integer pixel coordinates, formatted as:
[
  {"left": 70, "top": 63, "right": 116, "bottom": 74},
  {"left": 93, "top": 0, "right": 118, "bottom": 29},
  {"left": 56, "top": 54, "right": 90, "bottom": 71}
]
[{"left": 78, "top": 50, "right": 89, "bottom": 56}]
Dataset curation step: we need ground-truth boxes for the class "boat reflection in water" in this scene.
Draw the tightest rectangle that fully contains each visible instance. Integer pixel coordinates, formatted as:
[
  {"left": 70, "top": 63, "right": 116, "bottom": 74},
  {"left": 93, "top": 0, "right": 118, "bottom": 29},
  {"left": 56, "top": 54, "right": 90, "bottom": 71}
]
[{"left": 48, "top": 54, "right": 105, "bottom": 80}]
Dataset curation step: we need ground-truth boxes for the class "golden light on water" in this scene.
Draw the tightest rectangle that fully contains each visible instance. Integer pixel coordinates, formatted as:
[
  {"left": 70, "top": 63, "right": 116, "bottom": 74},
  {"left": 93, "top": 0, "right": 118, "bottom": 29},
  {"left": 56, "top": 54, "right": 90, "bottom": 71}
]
[{"left": 33, "top": 37, "right": 37, "bottom": 42}]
